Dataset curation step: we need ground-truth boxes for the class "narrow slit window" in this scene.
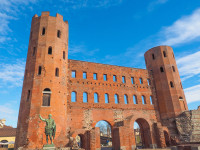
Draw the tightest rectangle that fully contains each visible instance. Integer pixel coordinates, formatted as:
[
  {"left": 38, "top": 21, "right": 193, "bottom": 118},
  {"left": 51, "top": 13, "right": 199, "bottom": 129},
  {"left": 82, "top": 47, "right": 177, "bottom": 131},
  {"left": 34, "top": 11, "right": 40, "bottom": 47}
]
[
  {"left": 115, "top": 94, "right": 119, "bottom": 104},
  {"left": 139, "top": 78, "right": 143, "bottom": 84},
  {"left": 55, "top": 68, "right": 59, "bottom": 77},
  {"left": 160, "top": 67, "right": 164, "bottom": 72},
  {"left": 172, "top": 66, "right": 175, "bottom": 72},
  {"left": 105, "top": 93, "right": 109, "bottom": 103},
  {"left": 94, "top": 93, "right": 98, "bottom": 103},
  {"left": 48, "top": 46, "right": 52, "bottom": 55},
  {"left": 27, "top": 90, "right": 31, "bottom": 101},
  {"left": 83, "top": 92, "right": 88, "bottom": 103},
  {"left": 131, "top": 77, "right": 135, "bottom": 84},
  {"left": 150, "top": 96, "right": 153, "bottom": 105},
  {"left": 152, "top": 54, "right": 155, "bottom": 60},
  {"left": 163, "top": 51, "right": 167, "bottom": 57},
  {"left": 33, "top": 47, "right": 36, "bottom": 56},
  {"left": 122, "top": 76, "right": 126, "bottom": 83},
  {"left": 83, "top": 72, "right": 87, "bottom": 79},
  {"left": 113, "top": 75, "right": 117, "bottom": 82},
  {"left": 38, "top": 66, "right": 42, "bottom": 75},
  {"left": 71, "top": 91, "right": 76, "bottom": 102},
  {"left": 147, "top": 79, "right": 151, "bottom": 85},
  {"left": 124, "top": 94, "right": 128, "bottom": 104},
  {"left": 93, "top": 73, "right": 97, "bottom": 80},
  {"left": 72, "top": 71, "right": 76, "bottom": 78},
  {"left": 103, "top": 74, "right": 107, "bottom": 81},
  {"left": 133, "top": 95, "right": 138, "bottom": 104},
  {"left": 42, "top": 88, "right": 51, "bottom": 106},
  {"left": 57, "top": 30, "right": 61, "bottom": 38},
  {"left": 142, "top": 95, "right": 146, "bottom": 104},
  {"left": 170, "top": 81, "right": 174, "bottom": 88},
  {"left": 63, "top": 51, "right": 65, "bottom": 59},
  {"left": 42, "top": 27, "right": 45, "bottom": 35}
]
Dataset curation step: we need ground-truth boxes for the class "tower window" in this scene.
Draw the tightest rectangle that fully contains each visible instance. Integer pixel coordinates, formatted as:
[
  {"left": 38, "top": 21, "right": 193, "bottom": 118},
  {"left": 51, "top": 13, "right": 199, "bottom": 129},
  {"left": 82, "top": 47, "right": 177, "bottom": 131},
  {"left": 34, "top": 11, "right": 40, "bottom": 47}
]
[
  {"left": 55, "top": 68, "right": 59, "bottom": 77},
  {"left": 150, "top": 96, "right": 153, "bottom": 105},
  {"left": 147, "top": 79, "right": 151, "bottom": 85},
  {"left": 139, "top": 78, "right": 143, "bottom": 84},
  {"left": 124, "top": 94, "right": 128, "bottom": 104},
  {"left": 105, "top": 93, "right": 109, "bottom": 103},
  {"left": 152, "top": 54, "right": 155, "bottom": 60},
  {"left": 160, "top": 67, "right": 164, "bottom": 72},
  {"left": 83, "top": 92, "right": 88, "bottom": 103},
  {"left": 57, "top": 30, "right": 61, "bottom": 38},
  {"left": 103, "top": 74, "right": 107, "bottom": 81},
  {"left": 172, "top": 66, "right": 175, "bottom": 72},
  {"left": 38, "top": 66, "right": 42, "bottom": 75},
  {"left": 71, "top": 91, "right": 76, "bottom": 102},
  {"left": 94, "top": 93, "right": 99, "bottom": 103},
  {"left": 179, "top": 96, "right": 183, "bottom": 100},
  {"left": 115, "top": 94, "right": 119, "bottom": 104},
  {"left": 42, "top": 88, "right": 51, "bottom": 106},
  {"left": 113, "top": 75, "right": 117, "bottom": 82},
  {"left": 42, "top": 27, "right": 45, "bottom": 35},
  {"left": 83, "top": 72, "right": 87, "bottom": 79},
  {"left": 93, "top": 73, "right": 97, "bottom": 80},
  {"left": 142, "top": 95, "right": 146, "bottom": 104},
  {"left": 170, "top": 81, "right": 174, "bottom": 88},
  {"left": 131, "top": 77, "right": 135, "bottom": 84},
  {"left": 48, "top": 47, "right": 52, "bottom": 55},
  {"left": 33, "top": 47, "right": 36, "bottom": 56},
  {"left": 122, "top": 76, "right": 126, "bottom": 83},
  {"left": 72, "top": 71, "right": 76, "bottom": 78},
  {"left": 27, "top": 90, "right": 31, "bottom": 101},
  {"left": 133, "top": 95, "right": 138, "bottom": 104},
  {"left": 163, "top": 51, "right": 167, "bottom": 57},
  {"left": 63, "top": 51, "right": 66, "bottom": 59}
]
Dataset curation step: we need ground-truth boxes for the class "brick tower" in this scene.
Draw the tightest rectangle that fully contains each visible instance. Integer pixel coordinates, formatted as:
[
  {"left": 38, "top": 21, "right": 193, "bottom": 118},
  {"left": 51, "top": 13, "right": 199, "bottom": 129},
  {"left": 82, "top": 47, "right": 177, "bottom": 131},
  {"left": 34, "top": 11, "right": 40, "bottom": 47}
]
[
  {"left": 144, "top": 46, "right": 188, "bottom": 120},
  {"left": 15, "top": 12, "right": 69, "bottom": 149}
]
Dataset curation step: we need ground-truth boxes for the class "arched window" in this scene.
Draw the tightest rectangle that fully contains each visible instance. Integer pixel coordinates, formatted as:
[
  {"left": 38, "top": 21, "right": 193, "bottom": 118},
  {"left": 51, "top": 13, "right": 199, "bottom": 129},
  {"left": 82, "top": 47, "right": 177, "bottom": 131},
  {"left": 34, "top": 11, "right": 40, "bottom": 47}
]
[
  {"left": 152, "top": 53, "right": 155, "bottom": 60},
  {"left": 160, "top": 67, "right": 164, "bottom": 72},
  {"left": 170, "top": 81, "right": 174, "bottom": 88},
  {"left": 179, "top": 96, "right": 183, "bottom": 100},
  {"left": 71, "top": 91, "right": 76, "bottom": 102},
  {"left": 133, "top": 95, "right": 138, "bottom": 104},
  {"left": 163, "top": 51, "right": 167, "bottom": 57},
  {"left": 63, "top": 51, "right": 65, "bottom": 59},
  {"left": 131, "top": 77, "right": 135, "bottom": 84},
  {"left": 115, "top": 94, "right": 119, "bottom": 104},
  {"left": 38, "top": 66, "right": 42, "bottom": 75},
  {"left": 105, "top": 93, "right": 109, "bottom": 103},
  {"left": 139, "top": 78, "right": 143, "bottom": 84},
  {"left": 150, "top": 96, "right": 153, "bottom": 105},
  {"left": 48, "top": 46, "right": 52, "bottom": 55},
  {"left": 42, "top": 88, "right": 51, "bottom": 106},
  {"left": 83, "top": 92, "right": 88, "bottom": 103},
  {"left": 94, "top": 93, "right": 98, "bottom": 103},
  {"left": 124, "top": 94, "right": 128, "bottom": 104},
  {"left": 42, "top": 27, "right": 45, "bottom": 35},
  {"left": 147, "top": 79, "right": 151, "bottom": 85},
  {"left": 142, "top": 95, "right": 146, "bottom": 104},
  {"left": 172, "top": 66, "right": 175, "bottom": 72},
  {"left": 55, "top": 68, "right": 59, "bottom": 77},
  {"left": 57, "top": 30, "right": 61, "bottom": 38}
]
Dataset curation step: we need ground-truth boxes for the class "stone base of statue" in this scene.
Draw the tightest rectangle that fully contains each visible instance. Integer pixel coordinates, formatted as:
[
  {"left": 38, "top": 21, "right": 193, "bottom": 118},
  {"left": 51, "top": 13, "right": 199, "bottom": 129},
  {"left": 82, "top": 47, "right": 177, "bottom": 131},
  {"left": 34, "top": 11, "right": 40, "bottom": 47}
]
[{"left": 43, "top": 144, "right": 56, "bottom": 150}]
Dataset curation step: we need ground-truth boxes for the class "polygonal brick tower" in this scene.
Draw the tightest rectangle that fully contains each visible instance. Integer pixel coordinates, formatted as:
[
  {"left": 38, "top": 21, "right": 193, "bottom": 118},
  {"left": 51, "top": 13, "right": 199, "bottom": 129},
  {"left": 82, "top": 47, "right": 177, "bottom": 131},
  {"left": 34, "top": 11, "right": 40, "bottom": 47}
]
[
  {"left": 15, "top": 12, "right": 69, "bottom": 149},
  {"left": 144, "top": 46, "right": 188, "bottom": 120}
]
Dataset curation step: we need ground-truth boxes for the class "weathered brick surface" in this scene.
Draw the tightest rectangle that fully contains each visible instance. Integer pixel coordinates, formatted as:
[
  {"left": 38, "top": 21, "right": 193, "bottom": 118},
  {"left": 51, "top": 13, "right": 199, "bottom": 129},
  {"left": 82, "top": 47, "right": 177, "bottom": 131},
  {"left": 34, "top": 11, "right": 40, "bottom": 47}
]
[{"left": 15, "top": 12, "right": 190, "bottom": 150}]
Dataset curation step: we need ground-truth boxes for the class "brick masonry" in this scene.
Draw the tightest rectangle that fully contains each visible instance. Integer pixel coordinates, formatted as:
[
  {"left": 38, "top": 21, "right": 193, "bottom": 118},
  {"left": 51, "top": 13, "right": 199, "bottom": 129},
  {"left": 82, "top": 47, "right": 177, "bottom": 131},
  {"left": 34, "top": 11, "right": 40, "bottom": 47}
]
[{"left": 15, "top": 12, "right": 198, "bottom": 150}]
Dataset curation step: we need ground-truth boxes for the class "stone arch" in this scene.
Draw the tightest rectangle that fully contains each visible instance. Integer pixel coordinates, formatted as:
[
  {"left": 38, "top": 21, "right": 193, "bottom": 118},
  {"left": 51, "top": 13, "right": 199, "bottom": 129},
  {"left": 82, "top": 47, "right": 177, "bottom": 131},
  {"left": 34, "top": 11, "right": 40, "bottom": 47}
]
[{"left": 134, "top": 118, "right": 152, "bottom": 148}]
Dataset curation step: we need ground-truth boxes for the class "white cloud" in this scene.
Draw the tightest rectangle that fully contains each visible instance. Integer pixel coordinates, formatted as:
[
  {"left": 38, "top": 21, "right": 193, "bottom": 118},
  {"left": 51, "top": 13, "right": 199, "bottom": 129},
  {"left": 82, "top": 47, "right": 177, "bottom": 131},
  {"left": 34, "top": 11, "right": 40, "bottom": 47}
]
[
  {"left": 184, "top": 84, "right": 200, "bottom": 103},
  {"left": 160, "top": 8, "right": 200, "bottom": 46},
  {"left": 177, "top": 51, "right": 200, "bottom": 81},
  {"left": 0, "top": 60, "right": 25, "bottom": 87}
]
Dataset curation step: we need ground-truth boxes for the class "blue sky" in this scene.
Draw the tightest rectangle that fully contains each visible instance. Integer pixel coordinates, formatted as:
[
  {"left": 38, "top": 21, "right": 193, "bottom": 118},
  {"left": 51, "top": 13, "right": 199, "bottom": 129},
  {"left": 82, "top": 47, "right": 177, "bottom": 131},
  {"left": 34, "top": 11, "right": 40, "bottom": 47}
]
[{"left": 0, "top": 0, "right": 200, "bottom": 127}]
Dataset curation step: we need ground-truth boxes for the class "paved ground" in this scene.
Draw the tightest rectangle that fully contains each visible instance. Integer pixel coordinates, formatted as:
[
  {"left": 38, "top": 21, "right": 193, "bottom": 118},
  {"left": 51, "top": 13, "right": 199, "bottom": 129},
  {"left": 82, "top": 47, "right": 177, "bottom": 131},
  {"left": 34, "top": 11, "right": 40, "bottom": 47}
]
[{"left": 101, "top": 147, "right": 112, "bottom": 150}]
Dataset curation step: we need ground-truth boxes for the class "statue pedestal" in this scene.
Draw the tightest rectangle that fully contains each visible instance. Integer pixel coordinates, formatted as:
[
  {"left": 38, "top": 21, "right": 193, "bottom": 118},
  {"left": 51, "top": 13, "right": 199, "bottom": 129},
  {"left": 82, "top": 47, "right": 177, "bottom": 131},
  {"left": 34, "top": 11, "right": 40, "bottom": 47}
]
[{"left": 43, "top": 144, "right": 55, "bottom": 150}]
